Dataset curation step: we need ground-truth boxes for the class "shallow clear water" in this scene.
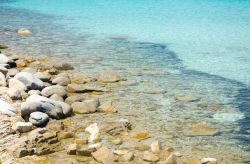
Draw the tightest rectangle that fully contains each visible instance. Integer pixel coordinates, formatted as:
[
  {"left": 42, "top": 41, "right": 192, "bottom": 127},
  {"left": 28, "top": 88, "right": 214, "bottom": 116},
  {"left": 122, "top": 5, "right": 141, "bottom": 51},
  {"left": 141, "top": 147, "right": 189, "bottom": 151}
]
[{"left": 1, "top": 0, "right": 250, "bottom": 162}]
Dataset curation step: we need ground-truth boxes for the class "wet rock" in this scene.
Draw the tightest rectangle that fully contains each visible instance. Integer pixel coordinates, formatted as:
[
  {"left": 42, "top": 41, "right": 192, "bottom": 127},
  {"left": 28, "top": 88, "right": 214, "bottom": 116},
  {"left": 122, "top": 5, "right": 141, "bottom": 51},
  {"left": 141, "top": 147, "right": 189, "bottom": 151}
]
[
  {"left": 17, "top": 28, "right": 32, "bottom": 35},
  {"left": 72, "top": 99, "right": 99, "bottom": 114},
  {"left": 103, "top": 119, "right": 132, "bottom": 136},
  {"left": 85, "top": 123, "right": 101, "bottom": 143},
  {"left": 67, "top": 143, "right": 77, "bottom": 155},
  {"left": 8, "top": 78, "right": 27, "bottom": 91},
  {"left": 34, "top": 72, "right": 51, "bottom": 82},
  {"left": 144, "top": 88, "right": 166, "bottom": 94},
  {"left": 54, "top": 61, "right": 74, "bottom": 70},
  {"left": 14, "top": 121, "right": 33, "bottom": 133},
  {"left": 29, "top": 112, "right": 49, "bottom": 126},
  {"left": 0, "top": 44, "right": 8, "bottom": 49},
  {"left": 112, "top": 138, "right": 122, "bottom": 145},
  {"left": 14, "top": 72, "right": 44, "bottom": 90},
  {"left": 165, "top": 153, "right": 177, "bottom": 164},
  {"left": 0, "top": 72, "right": 6, "bottom": 86},
  {"left": 98, "top": 100, "right": 118, "bottom": 113},
  {"left": 120, "top": 80, "right": 138, "bottom": 86},
  {"left": 52, "top": 76, "right": 71, "bottom": 86},
  {"left": 28, "top": 90, "right": 41, "bottom": 95},
  {"left": 66, "top": 83, "right": 106, "bottom": 93},
  {"left": 122, "top": 152, "right": 134, "bottom": 161},
  {"left": 7, "top": 68, "right": 19, "bottom": 78},
  {"left": 98, "top": 69, "right": 122, "bottom": 82},
  {"left": 50, "top": 94, "right": 64, "bottom": 102},
  {"left": 71, "top": 73, "right": 96, "bottom": 84},
  {"left": 58, "top": 131, "right": 74, "bottom": 140},
  {"left": 0, "top": 66, "right": 8, "bottom": 75},
  {"left": 6, "top": 88, "right": 22, "bottom": 100},
  {"left": 0, "top": 99, "right": 16, "bottom": 116},
  {"left": 184, "top": 122, "right": 218, "bottom": 136},
  {"left": 65, "top": 95, "right": 85, "bottom": 105},
  {"left": 12, "top": 147, "right": 34, "bottom": 158},
  {"left": 151, "top": 140, "right": 160, "bottom": 153},
  {"left": 21, "top": 95, "right": 65, "bottom": 119},
  {"left": 75, "top": 138, "right": 88, "bottom": 145},
  {"left": 176, "top": 96, "right": 200, "bottom": 102},
  {"left": 114, "top": 149, "right": 129, "bottom": 156},
  {"left": 15, "top": 59, "right": 27, "bottom": 67},
  {"left": 135, "top": 143, "right": 148, "bottom": 151},
  {"left": 132, "top": 131, "right": 149, "bottom": 140},
  {"left": 76, "top": 146, "right": 92, "bottom": 156},
  {"left": 91, "top": 145, "right": 116, "bottom": 163},
  {"left": 143, "top": 151, "right": 159, "bottom": 162},
  {"left": 201, "top": 158, "right": 217, "bottom": 164},
  {"left": 41, "top": 85, "right": 67, "bottom": 98}
]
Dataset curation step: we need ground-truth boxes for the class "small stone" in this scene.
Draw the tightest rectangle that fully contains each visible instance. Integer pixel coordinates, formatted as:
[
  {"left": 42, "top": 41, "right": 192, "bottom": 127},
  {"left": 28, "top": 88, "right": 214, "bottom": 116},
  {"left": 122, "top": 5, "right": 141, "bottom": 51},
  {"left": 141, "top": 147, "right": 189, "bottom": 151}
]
[
  {"left": 14, "top": 72, "right": 44, "bottom": 90},
  {"left": 0, "top": 66, "right": 8, "bottom": 75},
  {"left": 8, "top": 78, "right": 27, "bottom": 91},
  {"left": 185, "top": 122, "right": 218, "bottom": 136},
  {"left": 98, "top": 100, "right": 118, "bottom": 113},
  {"left": 85, "top": 123, "right": 101, "bottom": 143},
  {"left": 132, "top": 131, "right": 149, "bottom": 140},
  {"left": 201, "top": 158, "right": 217, "bottom": 164},
  {"left": 165, "top": 153, "right": 177, "bottom": 164},
  {"left": 14, "top": 122, "right": 33, "bottom": 133},
  {"left": 67, "top": 143, "right": 77, "bottom": 155},
  {"left": 91, "top": 145, "right": 116, "bottom": 163},
  {"left": 76, "top": 147, "right": 92, "bottom": 156},
  {"left": 0, "top": 99, "right": 17, "bottom": 116},
  {"left": 114, "top": 149, "right": 129, "bottom": 156},
  {"left": 7, "top": 88, "right": 22, "bottom": 100},
  {"left": 41, "top": 85, "right": 67, "bottom": 98},
  {"left": 72, "top": 99, "right": 99, "bottom": 114},
  {"left": 52, "top": 76, "right": 70, "bottom": 86},
  {"left": 135, "top": 143, "right": 148, "bottom": 151},
  {"left": 112, "top": 138, "right": 122, "bottom": 145},
  {"left": 15, "top": 59, "right": 27, "bottom": 67},
  {"left": 176, "top": 95, "right": 200, "bottom": 102},
  {"left": 54, "top": 61, "right": 74, "bottom": 70},
  {"left": 186, "top": 160, "right": 200, "bottom": 164},
  {"left": 151, "top": 140, "right": 160, "bottom": 153},
  {"left": 17, "top": 28, "right": 32, "bottom": 35},
  {"left": 58, "top": 131, "right": 74, "bottom": 140},
  {"left": 66, "top": 83, "right": 106, "bottom": 93},
  {"left": 50, "top": 94, "right": 64, "bottom": 102},
  {"left": 34, "top": 72, "right": 51, "bottom": 82},
  {"left": 29, "top": 112, "right": 49, "bottom": 126},
  {"left": 0, "top": 72, "right": 6, "bottom": 87},
  {"left": 88, "top": 143, "right": 102, "bottom": 151},
  {"left": 143, "top": 151, "right": 159, "bottom": 162},
  {"left": 122, "top": 152, "right": 134, "bottom": 161},
  {"left": 7, "top": 69, "right": 19, "bottom": 78},
  {"left": 28, "top": 90, "right": 41, "bottom": 96},
  {"left": 75, "top": 139, "right": 88, "bottom": 145}
]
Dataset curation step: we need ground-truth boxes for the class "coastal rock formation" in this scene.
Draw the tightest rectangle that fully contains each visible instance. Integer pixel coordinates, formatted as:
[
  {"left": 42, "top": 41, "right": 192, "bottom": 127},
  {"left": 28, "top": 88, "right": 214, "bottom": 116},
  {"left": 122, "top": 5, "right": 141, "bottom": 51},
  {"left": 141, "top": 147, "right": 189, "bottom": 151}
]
[
  {"left": 29, "top": 112, "right": 49, "bottom": 126},
  {"left": 98, "top": 69, "right": 123, "bottom": 82},
  {"left": 0, "top": 99, "right": 17, "bottom": 116},
  {"left": 14, "top": 72, "right": 44, "bottom": 90},
  {"left": 17, "top": 28, "right": 32, "bottom": 35}
]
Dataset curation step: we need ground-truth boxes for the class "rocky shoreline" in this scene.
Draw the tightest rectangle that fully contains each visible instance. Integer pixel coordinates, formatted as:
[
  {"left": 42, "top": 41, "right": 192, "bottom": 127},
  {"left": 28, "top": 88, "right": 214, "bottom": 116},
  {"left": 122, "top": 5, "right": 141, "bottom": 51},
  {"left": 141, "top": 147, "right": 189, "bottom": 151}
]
[{"left": 0, "top": 29, "right": 219, "bottom": 164}]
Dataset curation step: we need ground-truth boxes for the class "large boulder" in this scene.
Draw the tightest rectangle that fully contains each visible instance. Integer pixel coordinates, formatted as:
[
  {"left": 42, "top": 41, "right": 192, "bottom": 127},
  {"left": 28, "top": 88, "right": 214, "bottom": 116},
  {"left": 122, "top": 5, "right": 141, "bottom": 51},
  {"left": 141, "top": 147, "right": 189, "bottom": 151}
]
[
  {"left": 98, "top": 69, "right": 123, "bottom": 82},
  {"left": 21, "top": 95, "right": 70, "bottom": 119},
  {"left": 0, "top": 72, "right": 6, "bottom": 87},
  {"left": 41, "top": 85, "right": 67, "bottom": 98},
  {"left": 14, "top": 72, "right": 44, "bottom": 90},
  {"left": 29, "top": 112, "right": 49, "bottom": 126},
  {"left": 0, "top": 99, "right": 17, "bottom": 116}
]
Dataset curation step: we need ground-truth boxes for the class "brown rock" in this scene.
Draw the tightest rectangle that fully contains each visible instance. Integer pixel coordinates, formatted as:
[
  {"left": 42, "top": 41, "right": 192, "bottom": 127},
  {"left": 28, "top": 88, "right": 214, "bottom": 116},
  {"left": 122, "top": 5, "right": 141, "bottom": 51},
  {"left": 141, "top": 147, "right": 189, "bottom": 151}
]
[
  {"left": 143, "top": 151, "right": 159, "bottom": 162},
  {"left": 54, "top": 61, "right": 74, "bottom": 70},
  {"left": 67, "top": 143, "right": 78, "bottom": 155},
  {"left": 165, "top": 153, "right": 177, "bottom": 164},
  {"left": 98, "top": 100, "right": 118, "bottom": 113},
  {"left": 91, "top": 145, "right": 116, "bottom": 163},
  {"left": 0, "top": 44, "right": 8, "bottom": 49},
  {"left": 151, "top": 140, "right": 160, "bottom": 153},
  {"left": 122, "top": 152, "right": 134, "bottom": 161},
  {"left": 185, "top": 122, "right": 218, "bottom": 136},
  {"left": 76, "top": 147, "right": 92, "bottom": 156},
  {"left": 98, "top": 69, "right": 123, "bottom": 82},
  {"left": 72, "top": 99, "right": 99, "bottom": 114},
  {"left": 65, "top": 95, "right": 85, "bottom": 105}
]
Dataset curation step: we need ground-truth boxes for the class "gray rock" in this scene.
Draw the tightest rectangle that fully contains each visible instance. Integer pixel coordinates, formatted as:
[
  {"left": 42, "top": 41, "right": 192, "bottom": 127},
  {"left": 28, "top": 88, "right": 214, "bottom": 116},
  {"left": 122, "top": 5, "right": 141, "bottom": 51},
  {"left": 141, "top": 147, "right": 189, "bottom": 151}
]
[
  {"left": 72, "top": 99, "right": 99, "bottom": 114},
  {"left": 54, "top": 62, "right": 74, "bottom": 70},
  {"left": 0, "top": 99, "right": 17, "bottom": 116},
  {"left": 0, "top": 66, "right": 8, "bottom": 75},
  {"left": 34, "top": 72, "right": 51, "bottom": 82},
  {"left": 41, "top": 85, "right": 67, "bottom": 98},
  {"left": 98, "top": 69, "right": 122, "bottom": 82},
  {"left": 50, "top": 94, "right": 64, "bottom": 102},
  {"left": 14, "top": 72, "right": 44, "bottom": 90},
  {"left": 21, "top": 95, "right": 70, "bottom": 119},
  {"left": 14, "top": 122, "right": 33, "bottom": 133},
  {"left": 7, "top": 69, "right": 19, "bottom": 78},
  {"left": 0, "top": 72, "right": 6, "bottom": 86},
  {"left": 29, "top": 112, "right": 49, "bottom": 126},
  {"left": 6, "top": 88, "right": 22, "bottom": 100},
  {"left": 8, "top": 78, "right": 27, "bottom": 91},
  {"left": 52, "top": 76, "right": 70, "bottom": 86}
]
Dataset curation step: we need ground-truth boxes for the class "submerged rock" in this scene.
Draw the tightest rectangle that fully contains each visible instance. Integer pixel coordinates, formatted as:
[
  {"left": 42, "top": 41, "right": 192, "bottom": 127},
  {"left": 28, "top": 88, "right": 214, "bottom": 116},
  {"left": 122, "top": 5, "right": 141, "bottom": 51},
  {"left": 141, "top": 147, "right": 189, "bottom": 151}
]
[
  {"left": 14, "top": 72, "right": 44, "bottom": 90},
  {"left": 98, "top": 100, "right": 118, "bottom": 113},
  {"left": 0, "top": 99, "right": 16, "bottom": 116},
  {"left": 184, "top": 122, "right": 218, "bottom": 136},
  {"left": 66, "top": 83, "right": 106, "bottom": 93},
  {"left": 143, "top": 151, "right": 159, "bottom": 162},
  {"left": 41, "top": 85, "right": 67, "bottom": 98},
  {"left": 85, "top": 123, "right": 101, "bottom": 143},
  {"left": 17, "top": 28, "right": 32, "bottom": 35},
  {"left": 72, "top": 99, "right": 99, "bottom": 114},
  {"left": 65, "top": 95, "right": 85, "bottom": 105},
  {"left": 91, "top": 145, "right": 116, "bottom": 163},
  {"left": 52, "top": 76, "right": 70, "bottom": 86},
  {"left": 98, "top": 69, "right": 123, "bottom": 82},
  {"left": 201, "top": 157, "right": 217, "bottom": 164},
  {"left": 54, "top": 61, "right": 74, "bottom": 70}
]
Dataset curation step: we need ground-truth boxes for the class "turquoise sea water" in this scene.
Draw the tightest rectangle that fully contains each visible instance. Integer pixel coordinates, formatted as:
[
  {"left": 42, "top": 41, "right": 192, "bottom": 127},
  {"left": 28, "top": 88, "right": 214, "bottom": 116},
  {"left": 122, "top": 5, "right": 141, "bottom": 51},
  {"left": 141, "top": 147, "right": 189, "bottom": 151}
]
[{"left": 1, "top": 0, "right": 250, "bottom": 162}]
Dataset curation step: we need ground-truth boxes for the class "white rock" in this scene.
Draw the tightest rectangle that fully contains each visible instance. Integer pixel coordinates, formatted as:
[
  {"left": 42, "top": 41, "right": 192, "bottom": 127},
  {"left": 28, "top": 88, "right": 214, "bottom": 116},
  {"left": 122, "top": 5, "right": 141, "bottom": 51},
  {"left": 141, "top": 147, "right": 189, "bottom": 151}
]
[
  {"left": 201, "top": 157, "right": 218, "bottom": 164},
  {"left": 85, "top": 123, "right": 100, "bottom": 143},
  {"left": 0, "top": 99, "right": 17, "bottom": 116},
  {"left": 15, "top": 122, "right": 33, "bottom": 133},
  {"left": 28, "top": 90, "right": 41, "bottom": 96},
  {"left": 0, "top": 66, "right": 8, "bottom": 75},
  {"left": 14, "top": 72, "right": 44, "bottom": 90},
  {"left": 29, "top": 112, "right": 49, "bottom": 126},
  {"left": 150, "top": 140, "right": 160, "bottom": 153},
  {"left": 41, "top": 85, "right": 67, "bottom": 98},
  {"left": 8, "top": 78, "right": 27, "bottom": 91},
  {"left": 34, "top": 72, "right": 51, "bottom": 82},
  {"left": 6, "top": 88, "right": 22, "bottom": 100},
  {"left": 17, "top": 28, "right": 32, "bottom": 35},
  {"left": 0, "top": 72, "right": 6, "bottom": 87}
]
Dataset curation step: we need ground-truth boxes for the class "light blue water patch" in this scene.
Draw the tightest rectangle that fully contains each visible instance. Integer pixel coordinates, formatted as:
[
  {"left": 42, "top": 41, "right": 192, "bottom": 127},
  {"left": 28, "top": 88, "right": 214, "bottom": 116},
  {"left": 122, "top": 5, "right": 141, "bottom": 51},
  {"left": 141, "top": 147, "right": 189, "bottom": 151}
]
[{"left": 2, "top": 0, "right": 250, "bottom": 85}]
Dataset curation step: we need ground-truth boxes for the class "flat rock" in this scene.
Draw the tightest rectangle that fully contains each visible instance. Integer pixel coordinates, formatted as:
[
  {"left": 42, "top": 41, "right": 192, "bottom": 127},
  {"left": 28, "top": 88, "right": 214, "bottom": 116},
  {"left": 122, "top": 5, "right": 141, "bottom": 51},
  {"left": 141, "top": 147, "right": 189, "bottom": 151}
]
[
  {"left": 184, "top": 122, "right": 218, "bottom": 136},
  {"left": 54, "top": 61, "right": 74, "bottom": 70},
  {"left": 14, "top": 121, "right": 33, "bottom": 133},
  {"left": 0, "top": 99, "right": 17, "bottom": 116},
  {"left": 41, "top": 85, "right": 67, "bottom": 98},
  {"left": 66, "top": 83, "right": 106, "bottom": 93},
  {"left": 98, "top": 69, "right": 122, "bottom": 82},
  {"left": 91, "top": 145, "right": 116, "bottom": 163},
  {"left": 201, "top": 158, "right": 218, "bottom": 164},
  {"left": 29, "top": 112, "right": 49, "bottom": 126},
  {"left": 176, "top": 95, "right": 200, "bottom": 102},
  {"left": 72, "top": 99, "right": 99, "bottom": 114},
  {"left": 14, "top": 72, "right": 44, "bottom": 90}
]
